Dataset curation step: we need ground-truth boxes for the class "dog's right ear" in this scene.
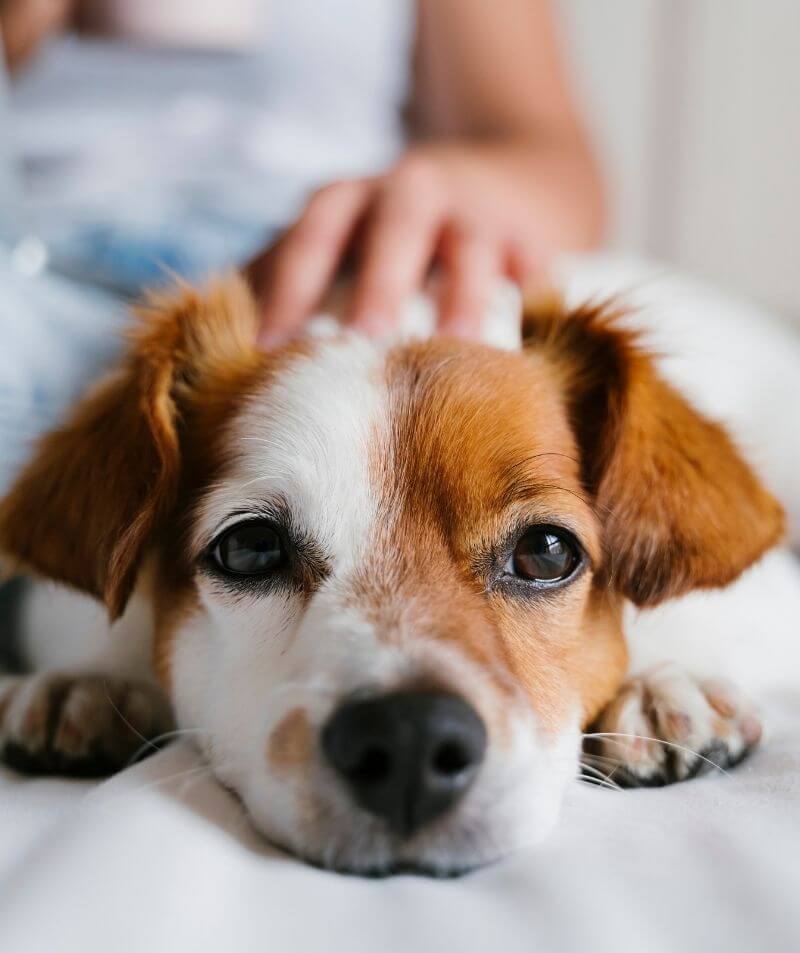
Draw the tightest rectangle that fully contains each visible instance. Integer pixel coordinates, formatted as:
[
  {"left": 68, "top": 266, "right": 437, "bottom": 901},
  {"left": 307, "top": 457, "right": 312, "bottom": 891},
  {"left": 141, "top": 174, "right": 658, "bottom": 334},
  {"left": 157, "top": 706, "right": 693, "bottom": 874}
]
[{"left": 0, "top": 274, "right": 259, "bottom": 620}]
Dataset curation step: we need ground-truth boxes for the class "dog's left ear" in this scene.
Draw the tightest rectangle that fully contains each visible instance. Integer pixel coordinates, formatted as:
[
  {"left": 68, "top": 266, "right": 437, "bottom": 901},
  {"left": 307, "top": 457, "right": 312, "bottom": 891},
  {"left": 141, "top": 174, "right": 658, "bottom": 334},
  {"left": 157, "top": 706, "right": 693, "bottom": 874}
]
[
  {"left": 523, "top": 299, "right": 785, "bottom": 607},
  {"left": 0, "top": 275, "right": 259, "bottom": 619}
]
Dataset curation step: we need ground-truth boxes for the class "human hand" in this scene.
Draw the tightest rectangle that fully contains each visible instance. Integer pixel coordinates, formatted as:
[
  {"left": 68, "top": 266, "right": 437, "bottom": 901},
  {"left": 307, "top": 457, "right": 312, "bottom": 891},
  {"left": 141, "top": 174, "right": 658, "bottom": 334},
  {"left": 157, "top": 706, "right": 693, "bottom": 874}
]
[{"left": 247, "top": 143, "right": 575, "bottom": 348}]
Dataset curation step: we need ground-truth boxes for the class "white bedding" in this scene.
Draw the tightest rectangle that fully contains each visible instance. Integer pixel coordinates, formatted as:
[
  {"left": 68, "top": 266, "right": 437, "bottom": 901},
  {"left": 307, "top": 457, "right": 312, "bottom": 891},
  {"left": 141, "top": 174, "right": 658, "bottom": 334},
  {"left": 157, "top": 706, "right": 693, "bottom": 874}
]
[{"left": 1, "top": 254, "right": 799, "bottom": 952}]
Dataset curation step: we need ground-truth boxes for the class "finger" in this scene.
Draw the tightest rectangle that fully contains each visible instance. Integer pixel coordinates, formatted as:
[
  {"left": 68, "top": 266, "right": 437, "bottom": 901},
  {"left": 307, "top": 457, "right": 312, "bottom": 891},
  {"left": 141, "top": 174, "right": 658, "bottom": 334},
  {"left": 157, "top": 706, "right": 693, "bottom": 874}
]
[
  {"left": 349, "top": 163, "right": 444, "bottom": 334},
  {"left": 504, "top": 240, "right": 544, "bottom": 291},
  {"left": 256, "top": 180, "right": 371, "bottom": 347},
  {"left": 437, "top": 231, "right": 502, "bottom": 340}
]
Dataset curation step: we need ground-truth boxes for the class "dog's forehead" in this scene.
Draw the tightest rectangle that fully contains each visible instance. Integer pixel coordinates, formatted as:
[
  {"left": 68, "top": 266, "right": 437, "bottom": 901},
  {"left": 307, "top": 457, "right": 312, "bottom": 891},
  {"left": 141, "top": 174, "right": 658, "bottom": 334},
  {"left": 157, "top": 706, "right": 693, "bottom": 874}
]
[
  {"left": 194, "top": 335, "right": 384, "bottom": 561},
  {"left": 194, "top": 334, "right": 580, "bottom": 556},
  {"left": 381, "top": 339, "right": 580, "bottom": 526}
]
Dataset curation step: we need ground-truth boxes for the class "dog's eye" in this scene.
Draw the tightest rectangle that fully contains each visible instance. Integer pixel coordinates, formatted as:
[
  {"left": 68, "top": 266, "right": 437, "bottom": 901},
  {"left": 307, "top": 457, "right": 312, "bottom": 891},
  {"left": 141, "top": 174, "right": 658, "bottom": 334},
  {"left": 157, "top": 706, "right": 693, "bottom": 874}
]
[
  {"left": 506, "top": 527, "right": 581, "bottom": 584},
  {"left": 211, "top": 521, "right": 286, "bottom": 576}
]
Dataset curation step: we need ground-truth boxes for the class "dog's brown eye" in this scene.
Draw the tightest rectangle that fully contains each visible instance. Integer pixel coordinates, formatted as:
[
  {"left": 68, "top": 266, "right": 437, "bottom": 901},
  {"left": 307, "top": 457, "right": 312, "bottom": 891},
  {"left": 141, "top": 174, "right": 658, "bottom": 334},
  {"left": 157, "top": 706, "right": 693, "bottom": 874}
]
[
  {"left": 508, "top": 527, "right": 581, "bottom": 584},
  {"left": 212, "top": 522, "right": 286, "bottom": 575}
]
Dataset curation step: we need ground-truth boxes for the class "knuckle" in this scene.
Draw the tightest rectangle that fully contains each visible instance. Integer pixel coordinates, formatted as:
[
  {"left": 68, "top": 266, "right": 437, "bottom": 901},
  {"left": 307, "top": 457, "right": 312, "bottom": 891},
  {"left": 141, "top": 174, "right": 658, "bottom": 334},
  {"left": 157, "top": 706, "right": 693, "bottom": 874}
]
[
  {"left": 305, "top": 181, "right": 348, "bottom": 214},
  {"left": 390, "top": 154, "right": 442, "bottom": 202},
  {"left": 284, "top": 220, "right": 336, "bottom": 262},
  {"left": 291, "top": 184, "right": 359, "bottom": 250}
]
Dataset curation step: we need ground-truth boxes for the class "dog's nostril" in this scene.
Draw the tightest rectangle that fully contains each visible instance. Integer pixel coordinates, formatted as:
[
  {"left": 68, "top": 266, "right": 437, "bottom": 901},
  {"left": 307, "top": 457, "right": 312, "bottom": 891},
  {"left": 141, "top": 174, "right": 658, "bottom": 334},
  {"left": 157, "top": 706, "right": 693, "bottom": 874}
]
[
  {"left": 431, "top": 740, "right": 472, "bottom": 777},
  {"left": 322, "top": 691, "right": 487, "bottom": 837},
  {"left": 347, "top": 745, "right": 392, "bottom": 784}
]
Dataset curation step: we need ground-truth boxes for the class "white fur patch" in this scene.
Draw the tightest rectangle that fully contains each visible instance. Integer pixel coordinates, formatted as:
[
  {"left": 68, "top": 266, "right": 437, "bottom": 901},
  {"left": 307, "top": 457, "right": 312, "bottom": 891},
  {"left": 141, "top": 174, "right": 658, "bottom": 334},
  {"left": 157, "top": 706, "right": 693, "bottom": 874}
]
[{"left": 191, "top": 334, "right": 384, "bottom": 571}]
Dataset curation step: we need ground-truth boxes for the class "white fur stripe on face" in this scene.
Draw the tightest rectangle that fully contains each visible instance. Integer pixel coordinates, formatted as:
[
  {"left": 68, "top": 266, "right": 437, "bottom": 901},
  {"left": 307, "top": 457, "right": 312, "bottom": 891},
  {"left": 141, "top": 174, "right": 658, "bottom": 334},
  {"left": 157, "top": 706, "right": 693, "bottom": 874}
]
[{"left": 193, "top": 334, "right": 387, "bottom": 572}]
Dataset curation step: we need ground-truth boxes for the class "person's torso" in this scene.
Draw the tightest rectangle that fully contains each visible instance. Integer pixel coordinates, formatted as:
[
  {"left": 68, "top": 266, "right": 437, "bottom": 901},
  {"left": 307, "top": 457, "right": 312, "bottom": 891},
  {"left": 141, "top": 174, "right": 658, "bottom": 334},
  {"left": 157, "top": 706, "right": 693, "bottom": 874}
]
[{"left": 8, "top": 0, "right": 415, "bottom": 290}]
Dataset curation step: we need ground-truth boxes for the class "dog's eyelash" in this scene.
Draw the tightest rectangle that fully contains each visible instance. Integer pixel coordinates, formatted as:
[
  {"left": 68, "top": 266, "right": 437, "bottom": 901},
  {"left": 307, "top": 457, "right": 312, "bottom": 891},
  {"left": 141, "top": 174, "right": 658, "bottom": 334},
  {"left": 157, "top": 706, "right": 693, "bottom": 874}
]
[
  {"left": 475, "top": 521, "right": 588, "bottom": 570},
  {"left": 207, "top": 500, "right": 291, "bottom": 542},
  {"left": 198, "top": 513, "right": 331, "bottom": 597}
]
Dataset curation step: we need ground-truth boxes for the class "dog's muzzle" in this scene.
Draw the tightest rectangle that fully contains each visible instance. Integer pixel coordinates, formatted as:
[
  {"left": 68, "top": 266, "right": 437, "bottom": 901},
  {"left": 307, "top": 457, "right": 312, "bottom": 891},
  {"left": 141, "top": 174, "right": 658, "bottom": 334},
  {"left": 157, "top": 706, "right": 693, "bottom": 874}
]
[{"left": 322, "top": 690, "right": 487, "bottom": 837}]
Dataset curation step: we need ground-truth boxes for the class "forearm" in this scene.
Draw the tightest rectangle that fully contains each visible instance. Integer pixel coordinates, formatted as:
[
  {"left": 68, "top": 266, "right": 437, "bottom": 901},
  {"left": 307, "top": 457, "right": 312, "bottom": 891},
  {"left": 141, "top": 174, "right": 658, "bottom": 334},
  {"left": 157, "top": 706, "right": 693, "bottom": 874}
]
[
  {"left": 412, "top": 0, "right": 605, "bottom": 253},
  {"left": 489, "top": 136, "right": 606, "bottom": 253}
]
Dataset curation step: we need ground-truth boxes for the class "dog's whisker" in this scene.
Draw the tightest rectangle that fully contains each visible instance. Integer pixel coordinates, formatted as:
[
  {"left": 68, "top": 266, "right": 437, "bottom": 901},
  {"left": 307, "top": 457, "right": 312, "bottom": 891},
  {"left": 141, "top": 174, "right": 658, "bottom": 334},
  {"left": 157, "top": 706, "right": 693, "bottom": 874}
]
[
  {"left": 578, "top": 760, "right": 623, "bottom": 791},
  {"left": 101, "top": 679, "right": 206, "bottom": 767},
  {"left": 93, "top": 764, "right": 216, "bottom": 809},
  {"left": 174, "top": 764, "right": 219, "bottom": 801},
  {"left": 102, "top": 680, "right": 159, "bottom": 755},
  {"left": 578, "top": 774, "right": 620, "bottom": 793},
  {"left": 580, "top": 751, "right": 625, "bottom": 765},
  {"left": 578, "top": 758, "right": 620, "bottom": 780},
  {"left": 578, "top": 774, "right": 622, "bottom": 793},
  {"left": 96, "top": 753, "right": 240, "bottom": 809},
  {"left": 581, "top": 756, "right": 625, "bottom": 784},
  {"left": 583, "top": 731, "right": 732, "bottom": 778},
  {"left": 126, "top": 727, "right": 214, "bottom": 767}
]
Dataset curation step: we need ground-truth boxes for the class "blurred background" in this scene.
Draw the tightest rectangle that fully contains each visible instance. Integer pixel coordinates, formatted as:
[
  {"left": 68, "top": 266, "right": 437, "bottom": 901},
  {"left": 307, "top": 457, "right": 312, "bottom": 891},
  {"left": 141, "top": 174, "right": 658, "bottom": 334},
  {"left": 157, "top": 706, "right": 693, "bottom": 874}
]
[{"left": 559, "top": 0, "right": 800, "bottom": 326}]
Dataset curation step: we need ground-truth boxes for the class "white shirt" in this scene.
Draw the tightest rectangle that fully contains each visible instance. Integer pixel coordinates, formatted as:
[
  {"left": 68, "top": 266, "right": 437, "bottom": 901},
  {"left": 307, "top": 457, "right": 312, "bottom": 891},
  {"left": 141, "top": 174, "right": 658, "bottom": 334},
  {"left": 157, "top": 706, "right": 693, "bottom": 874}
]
[{"left": 8, "top": 0, "right": 414, "bottom": 289}]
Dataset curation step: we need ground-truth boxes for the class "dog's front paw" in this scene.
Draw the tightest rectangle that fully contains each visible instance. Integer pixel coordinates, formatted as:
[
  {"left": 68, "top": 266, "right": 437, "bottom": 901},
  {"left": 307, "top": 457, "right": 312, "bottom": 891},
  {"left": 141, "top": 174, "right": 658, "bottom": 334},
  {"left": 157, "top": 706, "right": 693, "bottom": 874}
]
[
  {"left": 0, "top": 673, "right": 174, "bottom": 777},
  {"left": 586, "top": 663, "right": 762, "bottom": 788}
]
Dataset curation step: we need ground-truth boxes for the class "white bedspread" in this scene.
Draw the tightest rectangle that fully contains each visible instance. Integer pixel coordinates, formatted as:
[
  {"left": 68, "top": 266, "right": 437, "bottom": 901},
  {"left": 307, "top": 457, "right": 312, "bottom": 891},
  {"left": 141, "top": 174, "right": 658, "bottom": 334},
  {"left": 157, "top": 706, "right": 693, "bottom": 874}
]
[{"left": 1, "top": 255, "right": 799, "bottom": 952}]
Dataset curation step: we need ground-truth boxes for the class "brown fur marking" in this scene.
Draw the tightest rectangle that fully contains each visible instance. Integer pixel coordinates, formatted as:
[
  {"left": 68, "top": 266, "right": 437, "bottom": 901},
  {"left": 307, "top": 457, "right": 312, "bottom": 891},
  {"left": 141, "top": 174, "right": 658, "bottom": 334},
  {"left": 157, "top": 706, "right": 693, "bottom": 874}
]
[{"left": 268, "top": 707, "right": 313, "bottom": 774}]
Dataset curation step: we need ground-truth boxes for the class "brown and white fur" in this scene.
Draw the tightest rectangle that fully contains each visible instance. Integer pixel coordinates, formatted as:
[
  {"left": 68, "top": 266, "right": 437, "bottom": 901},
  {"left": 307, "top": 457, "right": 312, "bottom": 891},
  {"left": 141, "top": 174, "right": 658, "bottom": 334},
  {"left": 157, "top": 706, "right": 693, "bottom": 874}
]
[{"left": 0, "top": 276, "right": 784, "bottom": 875}]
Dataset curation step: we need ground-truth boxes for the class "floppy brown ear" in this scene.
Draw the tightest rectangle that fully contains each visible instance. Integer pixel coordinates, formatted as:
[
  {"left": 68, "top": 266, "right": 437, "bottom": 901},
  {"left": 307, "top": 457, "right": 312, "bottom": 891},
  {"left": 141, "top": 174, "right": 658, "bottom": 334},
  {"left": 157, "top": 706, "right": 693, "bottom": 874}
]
[
  {"left": 0, "top": 274, "right": 259, "bottom": 619},
  {"left": 523, "top": 299, "right": 785, "bottom": 607}
]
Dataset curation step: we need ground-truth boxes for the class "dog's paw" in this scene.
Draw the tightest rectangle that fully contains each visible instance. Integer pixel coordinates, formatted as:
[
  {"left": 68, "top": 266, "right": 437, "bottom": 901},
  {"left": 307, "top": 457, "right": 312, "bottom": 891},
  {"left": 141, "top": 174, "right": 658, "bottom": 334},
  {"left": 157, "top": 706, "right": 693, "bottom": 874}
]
[
  {"left": 586, "top": 663, "right": 762, "bottom": 788},
  {"left": 0, "top": 673, "right": 174, "bottom": 777}
]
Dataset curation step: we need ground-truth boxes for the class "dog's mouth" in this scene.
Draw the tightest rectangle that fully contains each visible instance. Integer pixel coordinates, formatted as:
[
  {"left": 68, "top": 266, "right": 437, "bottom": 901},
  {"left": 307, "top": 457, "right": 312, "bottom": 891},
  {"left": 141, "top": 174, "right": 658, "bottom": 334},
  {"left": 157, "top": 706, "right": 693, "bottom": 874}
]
[
  {"left": 238, "top": 757, "right": 567, "bottom": 879},
  {"left": 256, "top": 824, "right": 492, "bottom": 878},
  {"left": 233, "top": 803, "right": 478, "bottom": 877},
  {"left": 235, "top": 763, "right": 520, "bottom": 878},
  {"left": 303, "top": 852, "right": 483, "bottom": 879}
]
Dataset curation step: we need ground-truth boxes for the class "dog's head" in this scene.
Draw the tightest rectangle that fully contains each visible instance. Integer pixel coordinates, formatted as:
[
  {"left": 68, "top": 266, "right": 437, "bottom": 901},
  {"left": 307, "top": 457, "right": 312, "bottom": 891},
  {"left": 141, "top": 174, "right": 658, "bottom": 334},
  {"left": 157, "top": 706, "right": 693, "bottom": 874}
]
[{"left": 0, "top": 277, "right": 783, "bottom": 874}]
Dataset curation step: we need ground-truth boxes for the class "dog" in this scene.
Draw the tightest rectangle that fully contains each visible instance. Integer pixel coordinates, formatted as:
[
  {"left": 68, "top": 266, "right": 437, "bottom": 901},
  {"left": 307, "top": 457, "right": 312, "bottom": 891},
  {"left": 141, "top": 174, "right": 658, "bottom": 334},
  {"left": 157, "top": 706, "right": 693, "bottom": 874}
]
[{"left": 0, "top": 275, "right": 784, "bottom": 875}]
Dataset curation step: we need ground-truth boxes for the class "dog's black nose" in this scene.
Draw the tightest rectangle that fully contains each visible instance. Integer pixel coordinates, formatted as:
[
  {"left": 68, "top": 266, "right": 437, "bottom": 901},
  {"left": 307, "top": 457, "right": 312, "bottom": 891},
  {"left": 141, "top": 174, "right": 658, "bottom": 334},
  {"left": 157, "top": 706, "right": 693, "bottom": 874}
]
[{"left": 322, "top": 691, "right": 487, "bottom": 837}]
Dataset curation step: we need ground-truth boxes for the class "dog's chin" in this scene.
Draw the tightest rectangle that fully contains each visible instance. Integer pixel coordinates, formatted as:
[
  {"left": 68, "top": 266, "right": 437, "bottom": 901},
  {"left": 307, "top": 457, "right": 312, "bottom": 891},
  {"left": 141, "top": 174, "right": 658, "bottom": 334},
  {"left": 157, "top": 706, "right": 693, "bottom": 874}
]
[
  {"left": 243, "top": 791, "right": 563, "bottom": 879},
  {"left": 253, "top": 825, "right": 507, "bottom": 879}
]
